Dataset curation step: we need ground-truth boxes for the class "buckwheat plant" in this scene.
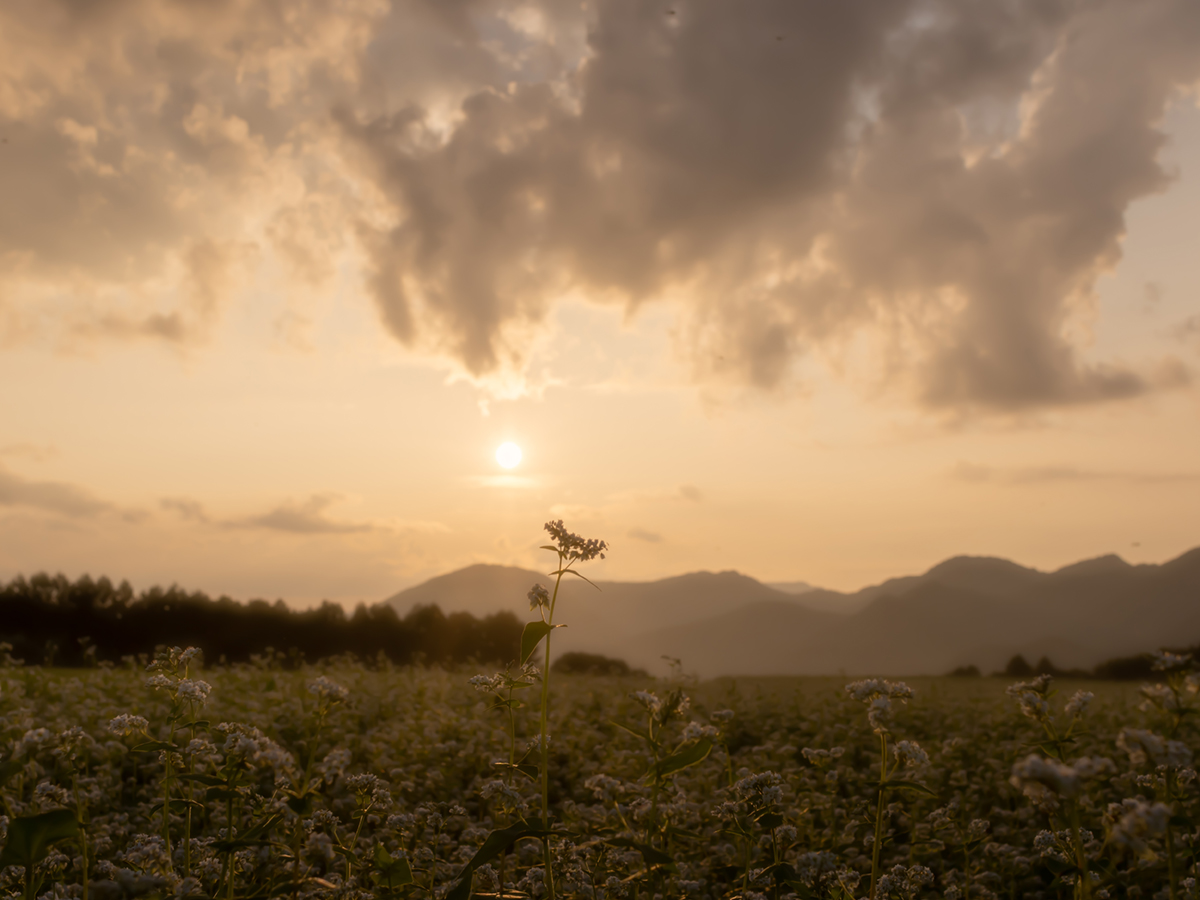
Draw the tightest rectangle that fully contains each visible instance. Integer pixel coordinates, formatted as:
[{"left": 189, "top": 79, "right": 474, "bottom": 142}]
[
  {"left": 1006, "top": 674, "right": 1111, "bottom": 900},
  {"left": 520, "top": 519, "right": 607, "bottom": 900},
  {"left": 1124, "top": 649, "right": 1199, "bottom": 900},
  {"left": 844, "top": 679, "right": 932, "bottom": 900},
  {"left": 144, "top": 646, "right": 210, "bottom": 878}
]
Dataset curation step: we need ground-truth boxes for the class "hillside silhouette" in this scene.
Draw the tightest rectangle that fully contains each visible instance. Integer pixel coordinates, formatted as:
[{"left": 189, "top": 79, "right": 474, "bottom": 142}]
[{"left": 386, "top": 549, "right": 1200, "bottom": 677}]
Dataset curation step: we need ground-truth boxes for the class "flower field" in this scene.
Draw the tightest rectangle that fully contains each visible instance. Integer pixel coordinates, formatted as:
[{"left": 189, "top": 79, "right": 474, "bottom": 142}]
[{"left": 0, "top": 653, "right": 1194, "bottom": 900}]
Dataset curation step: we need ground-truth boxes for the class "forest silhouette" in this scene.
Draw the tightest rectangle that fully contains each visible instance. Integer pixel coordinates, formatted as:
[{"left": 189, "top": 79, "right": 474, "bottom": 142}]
[{"left": 0, "top": 572, "right": 522, "bottom": 668}]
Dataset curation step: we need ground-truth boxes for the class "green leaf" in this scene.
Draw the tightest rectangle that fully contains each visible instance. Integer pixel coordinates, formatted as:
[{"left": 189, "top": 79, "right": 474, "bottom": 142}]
[
  {"left": 371, "top": 844, "right": 414, "bottom": 890},
  {"left": 604, "top": 838, "right": 676, "bottom": 872},
  {"left": 556, "top": 568, "right": 600, "bottom": 590},
  {"left": 648, "top": 738, "right": 712, "bottom": 782},
  {"left": 178, "top": 773, "right": 229, "bottom": 787},
  {"left": 212, "top": 814, "right": 283, "bottom": 853},
  {"left": 520, "top": 621, "right": 555, "bottom": 665},
  {"left": 540, "top": 545, "right": 560, "bottom": 553},
  {"left": 1170, "top": 814, "right": 1192, "bottom": 828},
  {"left": 0, "top": 809, "right": 80, "bottom": 871},
  {"left": 206, "top": 786, "right": 245, "bottom": 802},
  {"left": 492, "top": 762, "right": 540, "bottom": 781},
  {"left": 131, "top": 740, "right": 180, "bottom": 753},
  {"left": 445, "top": 820, "right": 551, "bottom": 900},
  {"left": 0, "top": 757, "right": 23, "bottom": 788},
  {"left": 755, "top": 811, "right": 785, "bottom": 830},
  {"left": 610, "top": 720, "right": 652, "bottom": 742},
  {"left": 148, "top": 798, "right": 207, "bottom": 815},
  {"left": 881, "top": 779, "right": 937, "bottom": 798}
]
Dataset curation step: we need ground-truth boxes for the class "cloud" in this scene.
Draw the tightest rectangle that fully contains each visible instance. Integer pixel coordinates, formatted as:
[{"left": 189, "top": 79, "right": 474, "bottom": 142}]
[
  {"left": 0, "top": 464, "right": 113, "bottom": 516},
  {"left": 0, "top": 443, "right": 57, "bottom": 462},
  {"left": 160, "top": 497, "right": 211, "bottom": 523},
  {"left": 230, "top": 494, "right": 378, "bottom": 535},
  {"left": 951, "top": 461, "right": 1200, "bottom": 486},
  {"left": 341, "top": 0, "right": 1200, "bottom": 410},
  {"left": 627, "top": 527, "right": 663, "bottom": 543},
  {"left": 5, "top": 0, "right": 1200, "bottom": 411},
  {"left": 162, "top": 494, "right": 447, "bottom": 535}
]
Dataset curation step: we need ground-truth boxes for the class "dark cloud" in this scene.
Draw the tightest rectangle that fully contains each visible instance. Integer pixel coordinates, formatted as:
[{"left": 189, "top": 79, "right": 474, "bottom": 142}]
[
  {"left": 5, "top": 0, "right": 1199, "bottom": 410},
  {"left": 344, "top": 0, "right": 1200, "bottom": 409},
  {"left": 0, "top": 464, "right": 113, "bottom": 516}
]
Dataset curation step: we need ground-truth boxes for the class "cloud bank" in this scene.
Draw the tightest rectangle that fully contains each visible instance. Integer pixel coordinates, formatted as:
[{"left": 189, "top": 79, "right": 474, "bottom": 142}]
[{"left": 4, "top": 0, "right": 1199, "bottom": 410}]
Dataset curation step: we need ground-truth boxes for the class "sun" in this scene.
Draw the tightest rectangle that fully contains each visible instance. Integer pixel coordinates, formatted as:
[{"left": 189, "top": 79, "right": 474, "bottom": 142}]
[{"left": 495, "top": 442, "right": 522, "bottom": 469}]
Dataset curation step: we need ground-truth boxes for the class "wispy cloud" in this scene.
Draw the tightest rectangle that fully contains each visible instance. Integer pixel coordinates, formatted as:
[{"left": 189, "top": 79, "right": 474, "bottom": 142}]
[
  {"left": 160, "top": 494, "right": 449, "bottom": 536},
  {"left": 951, "top": 461, "right": 1200, "bottom": 486},
  {"left": 628, "top": 527, "right": 664, "bottom": 543},
  {"left": 464, "top": 475, "right": 543, "bottom": 489},
  {"left": 0, "top": 464, "right": 113, "bottom": 516},
  {"left": 159, "top": 497, "right": 211, "bottom": 523},
  {"left": 235, "top": 495, "right": 376, "bottom": 534},
  {"left": 0, "top": 443, "right": 57, "bottom": 463}
]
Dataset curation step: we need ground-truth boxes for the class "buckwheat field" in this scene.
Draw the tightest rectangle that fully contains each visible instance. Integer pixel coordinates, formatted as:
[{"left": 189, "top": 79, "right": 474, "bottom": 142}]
[{"left": 0, "top": 525, "right": 1194, "bottom": 900}]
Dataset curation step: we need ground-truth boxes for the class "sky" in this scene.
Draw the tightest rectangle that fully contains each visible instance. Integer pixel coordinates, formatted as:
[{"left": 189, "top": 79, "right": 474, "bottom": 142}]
[{"left": 2, "top": 0, "right": 1200, "bottom": 606}]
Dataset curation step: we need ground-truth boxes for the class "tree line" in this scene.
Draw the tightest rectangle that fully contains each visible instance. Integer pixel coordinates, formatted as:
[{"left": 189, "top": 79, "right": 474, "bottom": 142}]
[{"left": 0, "top": 572, "right": 523, "bottom": 668}]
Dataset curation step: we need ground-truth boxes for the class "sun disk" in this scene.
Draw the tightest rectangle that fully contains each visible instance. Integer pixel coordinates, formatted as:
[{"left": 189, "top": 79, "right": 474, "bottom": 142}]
[{"left": 496, "top": 442, "right": 522, "bottom": 469}]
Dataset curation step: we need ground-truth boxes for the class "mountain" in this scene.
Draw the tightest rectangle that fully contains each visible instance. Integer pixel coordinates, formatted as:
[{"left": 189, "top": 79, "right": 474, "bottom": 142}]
[
  {"left": 767, "top": 580, "right": 817, "bottom": 595},
  {"left": 386, "top": 567, "right": 804, "bottom": 662},
  {"left": 385, "top": 549, "right": 1200, "bottom": 677}
]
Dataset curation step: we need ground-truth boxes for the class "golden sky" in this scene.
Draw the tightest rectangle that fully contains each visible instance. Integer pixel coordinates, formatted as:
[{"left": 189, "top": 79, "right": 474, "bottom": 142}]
[{"left": 2, "top": 0, "right": 1200, "bottom": 605}]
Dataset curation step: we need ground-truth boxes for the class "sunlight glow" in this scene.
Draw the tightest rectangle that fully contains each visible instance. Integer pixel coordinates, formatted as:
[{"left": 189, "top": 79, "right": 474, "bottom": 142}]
[{"left": 495, "top": 442, "right": 523, "bottom": 469}]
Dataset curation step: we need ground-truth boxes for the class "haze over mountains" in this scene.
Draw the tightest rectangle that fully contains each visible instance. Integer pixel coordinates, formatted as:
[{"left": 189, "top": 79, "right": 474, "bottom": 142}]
[{"left": 385, "top": 550, "right": 1200, "bottom": 678}]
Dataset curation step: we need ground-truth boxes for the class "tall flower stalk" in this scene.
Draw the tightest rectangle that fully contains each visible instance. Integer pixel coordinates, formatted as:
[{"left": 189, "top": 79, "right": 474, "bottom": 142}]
[{"left": 521, "top": 520, "right": 607, "bottom": 900}]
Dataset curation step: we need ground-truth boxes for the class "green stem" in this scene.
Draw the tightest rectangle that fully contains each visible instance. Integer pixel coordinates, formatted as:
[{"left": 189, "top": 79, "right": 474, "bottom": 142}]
[
  {"left": 347, "top": 804, "right": 371, "bottom": 883},
  {"left": 1166, "top": 770, "right": 1178, "bottom": 900},
  {"left": 1068, "top": 801, "right": 1091, "bottom": 900},
  {"left": 73, "top": 774, "right": 88, "bottom": 900},
  {"left": 870, "top": 733, "right": 889, "bottom": 900},
  {"left": 224, "top": 795, "right": 236, "bottom": 900},
  {"left": 538, "top": 564, "right": 567, "bottom": 900},
  {"left": 164, "top": 722, "right": 176, "bottom": 869}
]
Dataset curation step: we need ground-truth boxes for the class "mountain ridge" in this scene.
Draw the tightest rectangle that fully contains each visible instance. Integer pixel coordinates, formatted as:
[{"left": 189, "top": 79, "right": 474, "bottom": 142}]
[{"left": 384, "top": 548, "right": 1200, "bottom": 677}]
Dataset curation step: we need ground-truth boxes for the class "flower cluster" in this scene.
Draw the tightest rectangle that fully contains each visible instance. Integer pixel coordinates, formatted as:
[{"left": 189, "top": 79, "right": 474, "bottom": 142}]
[
  {"left": 845, "top": 678, "right": 913, "bottom": 734},
  {"left": 543, "top": 520, "right": 608, "bottom": 562}
]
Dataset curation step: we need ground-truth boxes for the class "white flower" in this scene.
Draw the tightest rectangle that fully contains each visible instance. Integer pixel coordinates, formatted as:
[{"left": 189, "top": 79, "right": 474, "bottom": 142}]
[
  {"left": 1010, "top": 755, "right": 1080, "bottom": 799},
  {"left": 1151, "top": 650, "right": 1191, "bottom": 672},
  {"left": 893, "top": 740, "right": 930, "bottom": 769},
  {"left": 1117, "top": 728, "right": 1166, "bottom": 767},
  {"left": 1108, "top": 799, "right": 1169, "bottom": 852},
  {"left": 307, "top": 675, "right": 349, "bottom": 702},
  {"left": 108, "top": 714, "right": 150, "bottom": 737},
  {"left": 631, "top": 691, "right": 662, "bottom": 713},
  {"left": 682, "top": 721, "right": 719, "bottom": 742},
  {"left": 845, "top": 680, "right": 912, "bottom": 734},
  {"left": 544, "top": 520, "right": 608, "bottom": 561},
  {"left": 176, "top": 678, "right": 212, "bottom": 705},
  {"left": 528, "top": 583, "right": 550, "bottom": 610},
  {"left": 1063, "top": 690, "right": 1093, "bottom": 718}
]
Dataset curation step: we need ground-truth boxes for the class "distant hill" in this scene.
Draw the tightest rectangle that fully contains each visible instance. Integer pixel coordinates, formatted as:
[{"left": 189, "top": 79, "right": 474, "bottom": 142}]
[
  {"left": 385, "top": 549, "right": 1200, "bottom": 677},
  {"left": 766, "top": 580, "right": 817, "bottom": 595}
]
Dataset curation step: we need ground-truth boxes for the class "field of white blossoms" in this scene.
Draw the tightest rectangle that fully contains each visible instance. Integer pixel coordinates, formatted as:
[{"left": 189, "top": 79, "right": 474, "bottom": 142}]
[
  {"left": 0, "top": 654, "right": 1193, "bottom": 900},
  {"left": 0, "top": 524, "right": 1195, "bottom": 900}
]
